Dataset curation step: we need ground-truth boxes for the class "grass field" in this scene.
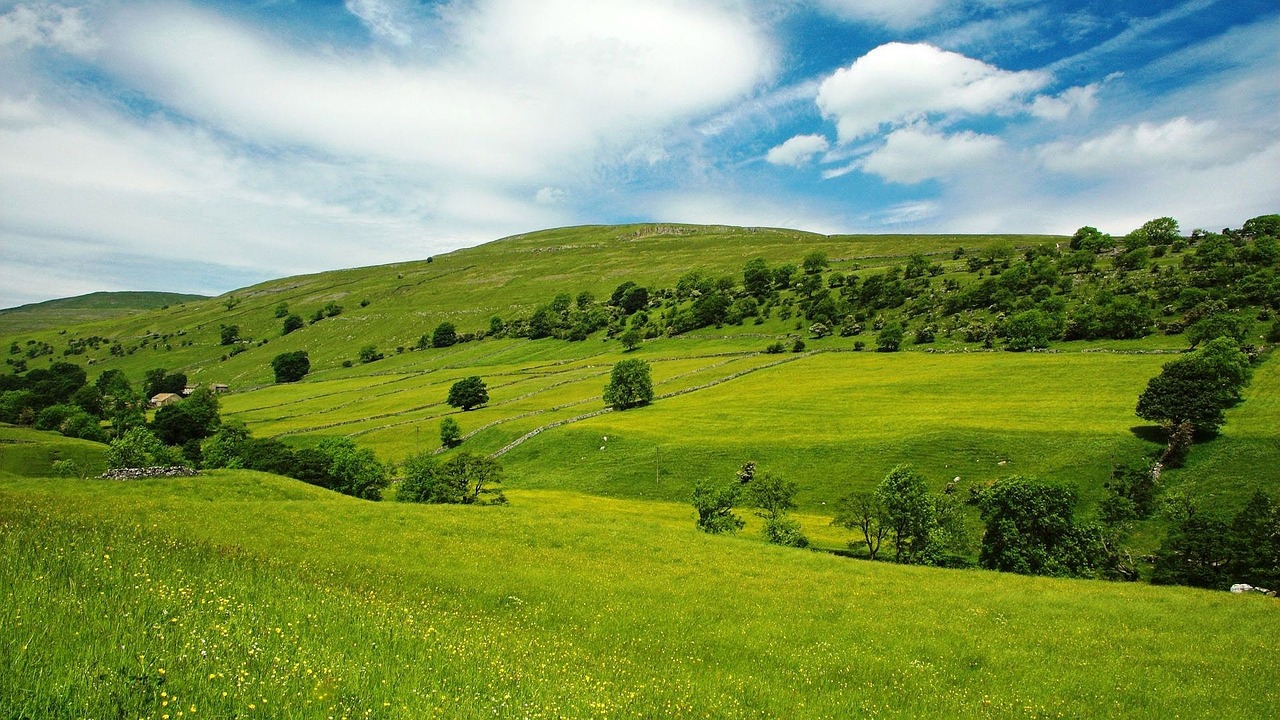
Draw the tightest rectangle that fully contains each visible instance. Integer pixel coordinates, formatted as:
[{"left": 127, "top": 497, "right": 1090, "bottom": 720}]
[{"left": 2, "top": 463, "right": 1277, "bottom": 719}]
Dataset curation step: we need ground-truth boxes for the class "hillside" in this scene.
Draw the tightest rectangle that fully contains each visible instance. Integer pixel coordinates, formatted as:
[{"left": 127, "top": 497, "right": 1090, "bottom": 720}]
[
  {"left": 1, "top": 221, "right": 1277, "bottom": 544},
  {"left": 0, "top": 291, "right": 209, "bottom": 334},
  {"left": 0, "top": 431, "right": 1276, "bottom": 718}
]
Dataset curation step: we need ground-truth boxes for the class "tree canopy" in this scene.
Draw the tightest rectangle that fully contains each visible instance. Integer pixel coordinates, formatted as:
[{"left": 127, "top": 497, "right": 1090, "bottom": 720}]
[{"left": 603, "top": 359, "right": 653, "bottom": 410}]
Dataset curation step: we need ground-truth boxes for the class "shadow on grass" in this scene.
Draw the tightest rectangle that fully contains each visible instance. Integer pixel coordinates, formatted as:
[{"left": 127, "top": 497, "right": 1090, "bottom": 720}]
[{"left": 1129, "top": 425, "right": 1222, "bottom": 444}]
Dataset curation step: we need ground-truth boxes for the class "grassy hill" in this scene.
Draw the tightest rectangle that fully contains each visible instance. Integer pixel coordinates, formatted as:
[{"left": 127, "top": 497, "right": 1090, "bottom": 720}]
[
  {"left": 0, "top": 291, "right": 209, "bottom": 334},
  {"left": 1, "top": 432, "right": 1276, "bottom": 718},
  {"left": 1, "top": 222, "right": 1276, "bottom": 532},
  {"left": 1, "top": 222, "right": 1276, "bottom": 717}
]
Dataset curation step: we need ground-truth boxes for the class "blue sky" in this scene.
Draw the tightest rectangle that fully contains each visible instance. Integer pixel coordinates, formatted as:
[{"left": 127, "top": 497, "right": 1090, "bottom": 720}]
[{"left": 1, "top": 0, "right": 1276, "bottom": 307}]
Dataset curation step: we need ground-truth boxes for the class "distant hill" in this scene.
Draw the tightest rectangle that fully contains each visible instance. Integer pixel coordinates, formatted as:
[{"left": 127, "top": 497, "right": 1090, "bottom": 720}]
[{"left": 0, "top": 291, "right": 209, "bottom": 334}]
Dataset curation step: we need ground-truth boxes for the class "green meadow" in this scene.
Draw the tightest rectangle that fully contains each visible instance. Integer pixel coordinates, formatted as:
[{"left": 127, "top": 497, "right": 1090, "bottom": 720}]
[
  {"left": 2, "top": 223, "right": 1278, "bottom": 717},
  {"left": 2, "top": 462, "right": 1278, "bottom": 719}
]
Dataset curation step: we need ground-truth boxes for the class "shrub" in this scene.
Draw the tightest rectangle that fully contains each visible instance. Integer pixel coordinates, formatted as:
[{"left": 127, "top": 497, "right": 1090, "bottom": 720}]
[
  {"left": 271, "top": 351, "right": 310, "bottom": 383},
  {"left": 603, "top": 359, "right": 653, "bottom": 410}
]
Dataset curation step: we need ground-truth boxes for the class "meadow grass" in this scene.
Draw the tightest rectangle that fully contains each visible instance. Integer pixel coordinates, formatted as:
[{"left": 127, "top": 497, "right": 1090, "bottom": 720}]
[{"left": 2, "top": 470, "right": 1277, "bottom": 719}]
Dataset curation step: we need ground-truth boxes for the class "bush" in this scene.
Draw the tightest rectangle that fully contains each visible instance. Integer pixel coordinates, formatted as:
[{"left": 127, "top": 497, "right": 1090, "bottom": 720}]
[
  {"left": 432, "top": 322, "right": 458, "bottom": 348},
  {"left": 106, "top": 427, "right": 184, "bottom": 469},
  {"left": 876, "top": 322, "right": 903, "bottom": 352},
  {"left": 399, "top": 451, "right": 505, "bottom": 505},
  {"left": 359, "top": 345, "right": 384, "bottom": 364},
  {"left": 440, "top": 417, "right": 462, "bottom": 447},
  {"left": 282, "top": 314, "right": 304, "bottom": 335},
  {"left": 603, "top": 359, "right": 653, "bottom": 410},
  {"left": 447, "top": 377, "right": 489, "bottom": 410},
  {"left": 271, "top": 351, "right": 310, "bottom": 383}
]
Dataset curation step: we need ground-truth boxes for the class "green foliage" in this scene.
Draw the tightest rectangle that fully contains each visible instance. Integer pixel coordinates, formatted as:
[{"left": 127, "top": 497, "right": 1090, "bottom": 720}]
[
  {"left": 399, "top": 451, "right": 505, "bottom": 505},
  {"left": 358, "top": 345, "right": 384, "bottom": 364},
  {"left": 270, "top": 351, "right": 310, "bottom": 383},
  {"left": 603, "top": 359, "right": 653, "bottom": 410},
  {"left": 833, "top": 491, "right": 889, "bottom": 560},
  {"left": 440, "top": 416, "right": 462, "bottom": 448},
  {"left": 978, "top": 476, "right": 1098, "bottom": 577},
  {"left": 49, "top": 458, "right": 90, "bottom": 480},
  {"left": 143, "top": 368, "right": 186, "bottom": 398},
  {"left": 447, "top": 376, "right": 489, "bottom": 410},
  {"left": 432, "top": 322, "right": 458, "bottom": 348},
  {"left": 281, "top": 313, "right": 304, "bottom": 335},
  {"left": 219, "top": 324, "right": 240, "bottom": 346},
  {"left": 801, "top": 251, "right": 829, "bottom": 275},
  {"left": 106, "top": 427, "right": 183, "bottom": 468},
  {"left": 875, "top": 464, "right": 935, "bottom": 563},
  {"left": 1136, "top": 338, "right": 1252, "bottom": 433},
  {"left": 298, "top": 437, "right": 389, "bottom": 501},
  {"left": 1002, "top": 310, "right": 1057, "bottom": 351},
  {"left": 152, "top": 388, "right": 221, "bottom": 447},
  {"left": 875, "top": 321, "right": 903, "bottom": 352},
  {"left": 691, "top": 478, "right": 745, "bottom": 534},
  {"left": 619, "top": 327, "right": 642, "bottom": 351}
]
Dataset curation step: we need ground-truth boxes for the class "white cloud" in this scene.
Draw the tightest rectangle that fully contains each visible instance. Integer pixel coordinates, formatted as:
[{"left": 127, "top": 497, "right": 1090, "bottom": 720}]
[
  {"left": 345, "top": 0, "right": 413, "bottom": 46},
  {"left": 815, "top": 42, "right": 1048, "bottom": 142},
  {"left": 861, "top": 126, "right": 1004, "bottom": 183},
  {"left": 1028, "top": 83, "right": 1099, "bottom": 121},
  {"left": 0, "top": 2, "right": 98, "bottom": 53},
  {"left": 1038, "top": 117, "right": 1245, "bottom": 174},
  {"left": 535, "top": 186, "right": 568, "bottom": 205},
  {"left": 765, "top": 134, "right": 830, "bottom": 167},
  {"left": 814, "top": 0, "right": 949, "bottom": 30},
  {"left": 654, "top": 191, "right": 846, "bottom": 235},
  {"left": 97, "top": 1, "right": 773, "bottom": 184}
]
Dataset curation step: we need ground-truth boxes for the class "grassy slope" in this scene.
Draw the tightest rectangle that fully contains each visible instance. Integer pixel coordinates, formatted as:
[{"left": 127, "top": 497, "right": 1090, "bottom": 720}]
[
  {"left": 2, "top": 223, "right": 1273, "bottom": 528},
  {"left": 2, "top": 464, "right": 1277, "bottom": 719},
  {"left": 0, "top": 291, "right": 208, "bottom": 334}
]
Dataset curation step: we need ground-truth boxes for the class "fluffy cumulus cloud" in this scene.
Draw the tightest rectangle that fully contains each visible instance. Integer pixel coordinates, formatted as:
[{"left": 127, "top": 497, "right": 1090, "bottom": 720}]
[
  {"left": 0, "top": 0, "right": 777, "bottom": 305},
  {"left": 765, "top": 134, "right": 830, "bottom": 167},
  {"left": 815, "top": 42, "right": 1048, "bottom": 142},
  {"left": 861, "top": 126, "right": 1004, "bottom": 184},
  {"left": 1038, "top": 117, "right": 1249, "bottom": 174}
]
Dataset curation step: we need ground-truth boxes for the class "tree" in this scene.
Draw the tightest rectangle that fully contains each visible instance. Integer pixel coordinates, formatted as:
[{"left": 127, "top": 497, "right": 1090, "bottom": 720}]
[
  {"left": 691, "top": 478, "right": 745, "bottom": 534},
  {"left": 743, "top": 258, "right": 772, "bottom": 298},
  {"left": 144, "top": 369, "right": 187, "bottom": 398},
  {"left": 311, "top": 438, "right": 389, "bottom": 499},
  {"left": 1150, "top": 507, "right": 1231, "bottom": 589},
  {"left": 440, "top": 416, "right": 462, "bottom": 448},
  {"left": 1002, "top": 310, "right": 1056, "bottom": 351},
  {"left": 447, "top": 376, "right": 489, "bottom": 410},
  {"left": 282, "top": 313, "right": 304, "bottom": 335},
  {"left": 834, "top": 491, "right": 889, "bottom": 560},
  {"left": 802, "top": 251, "right": 829, "bottom": 274},
  {"left": 1136, "top": 338, "right": 1251, "bottom": 434},
  {"left": 432, "top": 321, "right": 458, "bottom": 348},
  {"left": 876, "top": 322, "right": 903, "bottom": 352},
  {"left": 271, "top": 351, "right": 310, "bottom": 383},
  {"left": 977, "top": 476, "right": 1097, "bottom": 577},
  {"left": 603, "top": 359, "right": 653, "bottom": 410},
  {"left": 1227, "top": 491, "right": 1280, "bottom": 590},
  {"left": 152, "top": 388, "right": 221, "bottom": 447},
  {"left": 201, "top": 419, "right": 252, "bottom": 469},
  {"left": 619, "top": 327, "right": 642, "bottom": 351},
  {"left": 106, "top": 427, "right": 184, "bottom": 469},
  {"left": 747, "top": 471, "right": 808, "bottom": 547},
  {"left": 358, "top": 345, "right": 384, "bottom": 364},
  {"left": 401, "top": 451, "right": 505, "bottom": 505},
  {"left": 220, "top": 324, "right": 240, "bottom": 346},
  {"left": 876, "top": 465, "right": 934, "bottom": 563}
]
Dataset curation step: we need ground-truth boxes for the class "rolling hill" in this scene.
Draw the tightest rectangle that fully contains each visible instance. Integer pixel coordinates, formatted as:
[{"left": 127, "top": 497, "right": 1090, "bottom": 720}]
[{"left": 2, "top": 221, "right": 1277, "bottom": 717}]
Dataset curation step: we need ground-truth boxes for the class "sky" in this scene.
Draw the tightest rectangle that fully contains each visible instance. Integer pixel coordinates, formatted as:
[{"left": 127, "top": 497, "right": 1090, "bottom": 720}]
[{"left": 0, "top": 0, "right": 1276, "bottom": 308}]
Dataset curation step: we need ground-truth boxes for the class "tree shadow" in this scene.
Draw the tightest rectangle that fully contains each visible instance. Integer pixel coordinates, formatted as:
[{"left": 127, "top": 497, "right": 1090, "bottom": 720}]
[
  {"left": 1129, "top": 425, "right": 1222, "bottom": 444},
  {"left": 1129, "top": 425, "right": 1166, "bottom": 444}
]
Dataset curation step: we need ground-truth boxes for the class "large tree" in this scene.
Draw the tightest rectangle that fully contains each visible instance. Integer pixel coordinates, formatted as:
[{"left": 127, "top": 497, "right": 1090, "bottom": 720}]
[
  {"left": 977, "top": 476, "right": 1097, "bottom": 577},
  {"left": 271, "top": 351, "right": 310, "bottom": 383},
  {"left": 1136, "top": 337, "right": 1251, "bottom": 434},
  {"left": 447, "top": 376, "right": 489, "bottom": 410},
  {"left": 876, "top": 464, "right": 935, "bottom": 563},
  {"left": 603, "top": 359, "right": 653, "bottom": 410}
]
